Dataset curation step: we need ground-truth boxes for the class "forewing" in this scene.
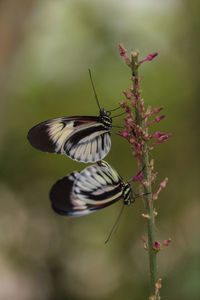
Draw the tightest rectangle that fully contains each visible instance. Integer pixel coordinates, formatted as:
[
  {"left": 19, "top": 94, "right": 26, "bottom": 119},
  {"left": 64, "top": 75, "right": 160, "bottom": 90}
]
[{"left": 27, "top": 116, "right": 111, "bottom": 162}]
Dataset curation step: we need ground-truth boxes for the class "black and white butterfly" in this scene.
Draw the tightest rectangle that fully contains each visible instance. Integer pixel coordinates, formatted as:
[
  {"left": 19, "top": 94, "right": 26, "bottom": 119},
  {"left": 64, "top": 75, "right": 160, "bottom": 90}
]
[
  {"left": 49, "top": 160, "right": 135, "bottom": 217},
  {"left": 27, "top": 70, "right": 123, "bottom": 163}
]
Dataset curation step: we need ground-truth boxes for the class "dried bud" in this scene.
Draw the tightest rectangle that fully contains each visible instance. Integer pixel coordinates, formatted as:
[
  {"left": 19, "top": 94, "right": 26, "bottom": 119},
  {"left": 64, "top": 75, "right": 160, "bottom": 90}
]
[
  {"left": 151, "top": 171, "right": 158, "bottom": 185},
  {"left": 153, "top": 209, "right": 158, "bottom": 217},
  {"left": 141, "top": 236, "right": 148, "bottom": 250},
  {"left": 155, "top": 278, "right": 162, "bottom": 296},
  {"left": 131, "top": 51, "right": 139, "bottom": 58},
  {"left": 153, "top": 177, "right": 168, "bottom": 199},
  {"left": 149, "top": 159, "right": 154, "bottom": 169},
  {"left": 139, "top": 98, "right": 145, "bottom": 115},
  {"left": 119, "top": 43, "right": 127, "bottom": 56},
  {"left": 155, "top": 278, "right": 162, "bottom": 289},
  {"left": 119, "top": 43, "right": 131, "bottom": 66},
  {"left": 141, "top": 213, "right": 150, "bottom": 219}
]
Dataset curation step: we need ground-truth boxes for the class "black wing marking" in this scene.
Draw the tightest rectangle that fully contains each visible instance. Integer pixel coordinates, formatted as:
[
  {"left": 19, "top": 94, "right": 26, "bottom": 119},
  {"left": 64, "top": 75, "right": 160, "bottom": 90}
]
[{"left": 50, "top": 172, "right": 78, "bottom": 216}]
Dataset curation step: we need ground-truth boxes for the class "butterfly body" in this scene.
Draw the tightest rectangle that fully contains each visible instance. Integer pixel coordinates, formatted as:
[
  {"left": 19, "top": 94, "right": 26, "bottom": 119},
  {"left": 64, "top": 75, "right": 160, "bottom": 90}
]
[
  {"left": 49, "top": 160, "right": 134, "bottom": 217},
  {"left": 27, "top": 109, "right": 112, "bottom": 163}
]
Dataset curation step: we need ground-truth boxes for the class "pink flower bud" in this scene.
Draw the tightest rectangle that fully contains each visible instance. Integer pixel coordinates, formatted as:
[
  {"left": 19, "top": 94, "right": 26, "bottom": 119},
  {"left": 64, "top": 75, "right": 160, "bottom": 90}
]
[
  {"left": 123, "top": 90, "right": 132, "bottom": 99},
  {"left": 160, "top": 177, "right": 168, "bottom": 189},
  {"left": 141, "top": 236, "right": 147, "bottom": 243},
  {"left": 153, "top": 132, "right": 165, "bottom": 138},
  {"left": 154, "top": 115, "right": 165, "bottom": 122},
  {"left": 129, "top": 138, "right": 135, "bottom": 144},
  {"left": 146, "top": 52, "right": 158, "bottom": 61},
  {"left": 134, "top": 142, "right": 141, "bottom": 151},
  {"left": 134, "top": 95, "right": 139, "bottom": 104},
  {"left": 148, "top": 115, "right": 166, "bottom": 126},
  {"left": 132, "top": 168, "right": 143, "bottom": 182},
  {"left": 162, "top": 238, "right": 172, "bottom": 247},
  {"left": 146, "top": 106, "right": 152, "bottom": 114},
  {"left": 118, "top": 130, "right": 128, "bottom": 138},
  {"left": 138, "top": 52, "right": 158, "bottom": 65},
  {"left": 153, "top": 177, "right": 169, "bottom": 199},
  {"left": 157, "top": 133, "right": 172, "bottom": 143},
  {"left": 153, "top": 106, "right": 164, "bottom": 114},
  {"left": 127, "top": 118, "right": 133, "bottom": 125}
]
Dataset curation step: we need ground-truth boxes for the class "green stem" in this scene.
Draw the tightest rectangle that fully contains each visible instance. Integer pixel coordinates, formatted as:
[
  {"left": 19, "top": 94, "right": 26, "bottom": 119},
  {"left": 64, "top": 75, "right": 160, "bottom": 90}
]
[
  {"left": 142, "top": 148, "right": 158, "bottom": 297},
  {"left": 131, "top": 54, "right": 159, "bottom": 298}
]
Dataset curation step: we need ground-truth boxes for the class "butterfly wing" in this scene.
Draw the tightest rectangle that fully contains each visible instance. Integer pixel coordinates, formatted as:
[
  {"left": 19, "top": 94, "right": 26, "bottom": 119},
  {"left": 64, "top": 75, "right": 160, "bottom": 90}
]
[
  {"left": 49, "top": 171, "right": 86, "bottom": 216},
  {"left": 27, "top": 116, "right": 111, "bottom": 163},
  {"left": 49, "top": 161, "right": 124, "bottom": 217}
]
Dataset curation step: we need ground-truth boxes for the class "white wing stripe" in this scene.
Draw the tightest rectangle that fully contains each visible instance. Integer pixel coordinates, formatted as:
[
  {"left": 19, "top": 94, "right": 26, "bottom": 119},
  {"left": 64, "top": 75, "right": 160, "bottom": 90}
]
[{"left": 66, "top": 132, "right": 111, "bottom": 163}]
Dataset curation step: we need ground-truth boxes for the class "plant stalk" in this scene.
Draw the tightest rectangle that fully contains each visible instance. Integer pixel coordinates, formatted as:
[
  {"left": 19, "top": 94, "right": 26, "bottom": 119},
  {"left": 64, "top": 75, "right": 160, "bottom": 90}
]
[{"left": 131, "top": 54, "right": 159, "bottom": 298}]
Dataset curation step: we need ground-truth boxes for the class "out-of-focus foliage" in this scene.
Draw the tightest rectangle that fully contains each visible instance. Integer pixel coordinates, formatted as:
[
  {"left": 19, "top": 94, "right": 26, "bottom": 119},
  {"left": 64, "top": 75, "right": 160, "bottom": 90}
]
[{"left": 0, "top": 0, "right": 199, "bottom": 299}]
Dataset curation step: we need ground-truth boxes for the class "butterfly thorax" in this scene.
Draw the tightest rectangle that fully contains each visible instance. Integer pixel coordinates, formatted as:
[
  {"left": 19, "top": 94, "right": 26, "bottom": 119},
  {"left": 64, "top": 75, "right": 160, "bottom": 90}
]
[
  {"left": 123, "top": 183, "right": 133, "bottom": 205},
  {"left": 99, "top": 109, "right": 112, "bottom": 129}
]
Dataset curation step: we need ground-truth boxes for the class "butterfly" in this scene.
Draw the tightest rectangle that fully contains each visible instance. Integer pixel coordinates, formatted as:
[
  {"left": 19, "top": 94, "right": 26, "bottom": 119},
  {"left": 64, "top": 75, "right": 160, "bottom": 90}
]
[
  {"left": 27, "top": 70, "right": 124, "bottom": 163},
  {"left": 49, "top": 160, "right": 135, "bottom": 217}
]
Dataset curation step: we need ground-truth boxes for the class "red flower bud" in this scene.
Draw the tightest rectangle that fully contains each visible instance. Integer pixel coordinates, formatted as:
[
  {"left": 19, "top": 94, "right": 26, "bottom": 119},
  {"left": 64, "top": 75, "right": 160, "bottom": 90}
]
[{"left": 154, "top": 241, "right": 161, "bottom": 248}]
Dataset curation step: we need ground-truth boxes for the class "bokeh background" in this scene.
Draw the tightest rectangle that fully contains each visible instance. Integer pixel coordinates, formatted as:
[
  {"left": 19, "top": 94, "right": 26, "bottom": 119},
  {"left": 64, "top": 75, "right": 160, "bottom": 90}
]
[{"left": 0, "top": 0, "right": 199, "bottom": 299}]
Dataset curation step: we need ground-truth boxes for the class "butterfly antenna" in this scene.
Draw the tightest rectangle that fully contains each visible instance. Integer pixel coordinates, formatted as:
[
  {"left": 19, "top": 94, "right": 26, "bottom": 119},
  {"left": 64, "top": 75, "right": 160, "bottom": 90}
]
[
  {"left": 88, "top": 69, "right": 101, "bottom": 110},
  {"left": 111, "top": 132, "right": 127, "bottom": 137},
  {"left": 131, "top": 192, "right": 151, "bottom": 201},
  {"left": 104, "top": 204, "right": 125, "bottom": 244},
  {"left": 108, "top": 106, "right": 122, "bottom": 112},
  {"left": 111, "top": 112, "right": 126, "bottom": 118},
  {"left": 112, "top": 125, "right": 124, "bottom": 129}
]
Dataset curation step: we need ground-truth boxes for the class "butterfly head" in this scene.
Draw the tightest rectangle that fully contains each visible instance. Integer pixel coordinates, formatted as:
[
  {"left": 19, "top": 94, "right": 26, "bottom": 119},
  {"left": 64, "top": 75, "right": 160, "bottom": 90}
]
[
  {"left": 123, "top": 182, "right": 135, "bottom": 205},
  {"left": 99, "top": 109, "right": 112, "bottom": 128}
]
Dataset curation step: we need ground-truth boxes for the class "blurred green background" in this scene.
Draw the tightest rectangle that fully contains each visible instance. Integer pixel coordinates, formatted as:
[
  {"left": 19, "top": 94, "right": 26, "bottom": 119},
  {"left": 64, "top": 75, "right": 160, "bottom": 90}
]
[{"left": 0, "top": 0, "right": 199, "bottom": 299}]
